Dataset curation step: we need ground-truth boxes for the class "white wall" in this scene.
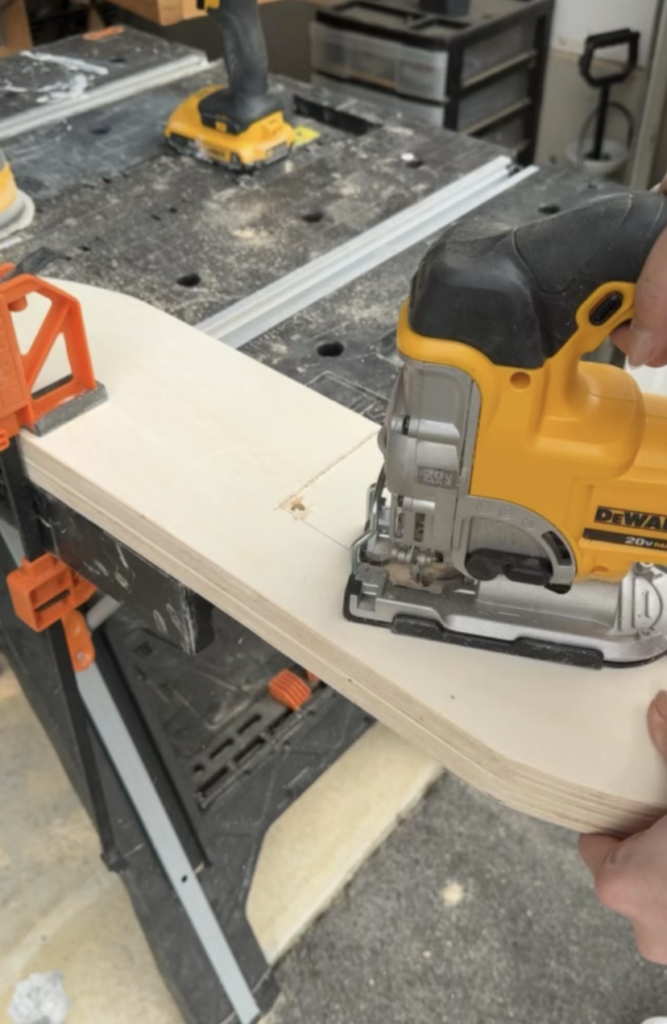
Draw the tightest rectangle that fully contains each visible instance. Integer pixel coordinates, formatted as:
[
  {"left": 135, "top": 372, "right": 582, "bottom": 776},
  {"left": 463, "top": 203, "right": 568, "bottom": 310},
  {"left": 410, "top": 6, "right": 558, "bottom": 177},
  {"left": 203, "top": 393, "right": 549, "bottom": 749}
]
[
  {"left": 535, "top": 50, "right": 648, "bottom": 164},
  {"left": 549, "top": 0, "right": 660, "bottom": 68},
  {"left": 536, "top": 0, "right": 661, "bottom": 170}
]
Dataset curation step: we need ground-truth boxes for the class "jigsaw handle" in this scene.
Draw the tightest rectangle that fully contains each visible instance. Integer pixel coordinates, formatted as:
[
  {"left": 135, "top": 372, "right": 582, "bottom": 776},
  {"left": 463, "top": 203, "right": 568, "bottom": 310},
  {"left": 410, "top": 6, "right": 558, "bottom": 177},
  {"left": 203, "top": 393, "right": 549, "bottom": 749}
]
[{"left": 408, "top": 191, "right": 667, "bottom": 370}]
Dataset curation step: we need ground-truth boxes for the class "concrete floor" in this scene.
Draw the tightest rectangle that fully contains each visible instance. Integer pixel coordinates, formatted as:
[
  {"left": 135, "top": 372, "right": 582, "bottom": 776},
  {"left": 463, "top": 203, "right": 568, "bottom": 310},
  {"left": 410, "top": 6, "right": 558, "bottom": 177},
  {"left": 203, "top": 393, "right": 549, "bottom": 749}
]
[
  {"left": 0, "top": 668, "right": 182, "bottom": 1024},
  {"left": 3, "top": 660, "right": 667, "bottom": 1024},
  {"left": 269, "top": 776, "right": 667, "bottom": 1024}
]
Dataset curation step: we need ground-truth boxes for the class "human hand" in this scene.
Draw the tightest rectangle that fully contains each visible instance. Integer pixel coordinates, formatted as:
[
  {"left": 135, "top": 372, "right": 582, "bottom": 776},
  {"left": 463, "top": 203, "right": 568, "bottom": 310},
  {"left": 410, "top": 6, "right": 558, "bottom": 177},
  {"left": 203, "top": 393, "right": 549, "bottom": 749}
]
[
  {"left": 579, "top": 691, "right": 667, "bottom": 964},
  {"left": 612, "top": 177, "right": 667, "bottom": 369}
]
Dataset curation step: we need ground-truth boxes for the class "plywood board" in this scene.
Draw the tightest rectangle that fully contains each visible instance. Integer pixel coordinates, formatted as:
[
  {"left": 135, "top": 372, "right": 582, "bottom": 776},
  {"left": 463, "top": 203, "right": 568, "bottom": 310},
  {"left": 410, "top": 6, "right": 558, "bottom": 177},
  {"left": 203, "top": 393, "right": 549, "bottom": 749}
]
[
  {"left": 95, "top": 0, "right": 189, "bottom": 26},
  {"left": 13, "top": 280, "right": 667, "bottom": 837},
  {"left": 108, "top": 0, "right": 280, "bottom": 25},
  {"left": 0, "top": 0, "right": 32, "bottom": 58}
]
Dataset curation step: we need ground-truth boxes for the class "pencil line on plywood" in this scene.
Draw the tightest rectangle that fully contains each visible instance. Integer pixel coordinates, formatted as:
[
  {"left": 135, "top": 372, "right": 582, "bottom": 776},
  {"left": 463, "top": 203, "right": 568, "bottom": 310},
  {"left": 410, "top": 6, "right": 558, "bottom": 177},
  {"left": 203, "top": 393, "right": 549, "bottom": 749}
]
[{"left": 279, "top": 430, "right": 377, "bottom": 519}]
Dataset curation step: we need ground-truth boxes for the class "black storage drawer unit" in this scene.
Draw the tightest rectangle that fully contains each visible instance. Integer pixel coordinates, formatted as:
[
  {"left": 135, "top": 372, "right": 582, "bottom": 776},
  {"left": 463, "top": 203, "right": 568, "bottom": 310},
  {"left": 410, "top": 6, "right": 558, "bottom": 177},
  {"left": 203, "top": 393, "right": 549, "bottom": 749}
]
[{"left": 310, "top": 0, "right": 555, "bottom": 163}]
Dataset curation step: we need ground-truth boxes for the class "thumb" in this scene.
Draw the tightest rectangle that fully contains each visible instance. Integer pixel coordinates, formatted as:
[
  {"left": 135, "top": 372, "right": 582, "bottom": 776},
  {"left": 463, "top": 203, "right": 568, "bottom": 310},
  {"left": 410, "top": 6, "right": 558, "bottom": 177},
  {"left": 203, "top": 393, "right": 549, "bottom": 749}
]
[
  {"left": 648, "top": 691, "right": 667, "bottom": 763},
  {"left": 579, "top": 832, "right": 621, "bottom": 875},
  {"left": 626, "top": 222, "right": 667, "bottom": 369}
]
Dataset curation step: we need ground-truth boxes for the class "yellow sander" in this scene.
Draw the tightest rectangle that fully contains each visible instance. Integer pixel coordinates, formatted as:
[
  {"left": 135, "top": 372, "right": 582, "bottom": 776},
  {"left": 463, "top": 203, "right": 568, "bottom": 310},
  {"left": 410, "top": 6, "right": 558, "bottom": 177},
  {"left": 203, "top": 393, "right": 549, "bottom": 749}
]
[
  {"left": 165, "top": 0, "right": 295, "bottom": 171},
  {"left": 0, "top": 150, "right": 34, "bottom": 241}
]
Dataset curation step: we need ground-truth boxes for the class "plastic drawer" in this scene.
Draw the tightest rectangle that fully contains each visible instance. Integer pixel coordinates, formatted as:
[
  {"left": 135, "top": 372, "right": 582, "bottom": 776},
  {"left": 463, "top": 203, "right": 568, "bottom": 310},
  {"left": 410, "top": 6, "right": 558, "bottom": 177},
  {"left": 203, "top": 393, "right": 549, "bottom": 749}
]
[
  {"left": 310, "top": 21, "right": 448, "bottom": 103},
  {"left": 475, "top": 114, "right": 527, "bottom": 150},
  {"left": 310, "top": 21, "right": 348, "bottom": 80},
  {"left": 462, "top": 22, "right": 536, "bottom": 82},
  {"left": 457, "top": 66, "right": 532, "bottom": 130},
  {"left": 311, "top": 73, "right": 446, "bottom": 127}
]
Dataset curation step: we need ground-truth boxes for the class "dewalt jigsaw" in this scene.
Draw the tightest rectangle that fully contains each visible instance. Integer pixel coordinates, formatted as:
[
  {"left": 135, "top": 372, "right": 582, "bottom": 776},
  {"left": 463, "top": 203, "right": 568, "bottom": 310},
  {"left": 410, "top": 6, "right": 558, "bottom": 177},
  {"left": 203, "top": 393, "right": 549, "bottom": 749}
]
[{"left": 346, "top": 191, "right": 667, "bottom": 669}]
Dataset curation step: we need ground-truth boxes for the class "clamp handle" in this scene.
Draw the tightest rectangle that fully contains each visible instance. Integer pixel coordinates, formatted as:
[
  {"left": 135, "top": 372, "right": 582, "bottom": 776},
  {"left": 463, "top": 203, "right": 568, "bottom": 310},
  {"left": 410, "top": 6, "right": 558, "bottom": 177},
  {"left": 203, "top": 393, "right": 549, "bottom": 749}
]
[
  {"left": 408, "top": 191, "right": 667, "bottom": 370},
  {"left": 579, "top": 29, "right": 639, "bottom": 88},
  {"left": 578, "top": 29, "right": 640, "bottom": 159}
]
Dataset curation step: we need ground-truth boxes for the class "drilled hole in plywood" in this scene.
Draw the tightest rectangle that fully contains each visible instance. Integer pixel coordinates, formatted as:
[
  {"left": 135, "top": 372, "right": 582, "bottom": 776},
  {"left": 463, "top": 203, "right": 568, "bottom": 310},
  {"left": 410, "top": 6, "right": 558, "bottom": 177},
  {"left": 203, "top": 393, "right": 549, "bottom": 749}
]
[{"left": 287, "top": 497, "right": 311, "bottom": 520}]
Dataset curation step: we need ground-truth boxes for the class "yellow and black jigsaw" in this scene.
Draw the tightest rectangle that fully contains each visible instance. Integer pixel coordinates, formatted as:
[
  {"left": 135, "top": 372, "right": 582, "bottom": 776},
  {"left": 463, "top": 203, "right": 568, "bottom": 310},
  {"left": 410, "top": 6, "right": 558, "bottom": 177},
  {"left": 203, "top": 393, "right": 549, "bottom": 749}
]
[{"left": 346, "top": 192, "right": 667, "bottom": 669}]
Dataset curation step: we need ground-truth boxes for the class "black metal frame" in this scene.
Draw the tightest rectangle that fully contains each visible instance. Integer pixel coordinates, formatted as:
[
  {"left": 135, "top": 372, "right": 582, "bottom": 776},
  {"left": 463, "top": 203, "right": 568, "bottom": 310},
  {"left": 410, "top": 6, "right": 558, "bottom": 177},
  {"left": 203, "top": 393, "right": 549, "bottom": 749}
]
[
  {"left": 0, "top": 442, "right": 373, "bottom": 1024},
  {"left": 35, "top": 488, "right": 216, "bottom": 655},
  {"left": 0, "top": 441, "right": 124, "bottom": 870}
]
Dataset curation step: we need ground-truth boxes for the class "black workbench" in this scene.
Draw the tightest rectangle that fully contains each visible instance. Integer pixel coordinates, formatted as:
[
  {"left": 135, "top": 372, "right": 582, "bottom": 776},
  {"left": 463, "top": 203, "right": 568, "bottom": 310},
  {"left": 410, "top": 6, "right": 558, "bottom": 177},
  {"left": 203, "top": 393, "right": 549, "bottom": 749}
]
[{"left": 3, "top": 29, "right": 502, "bottom": 325}]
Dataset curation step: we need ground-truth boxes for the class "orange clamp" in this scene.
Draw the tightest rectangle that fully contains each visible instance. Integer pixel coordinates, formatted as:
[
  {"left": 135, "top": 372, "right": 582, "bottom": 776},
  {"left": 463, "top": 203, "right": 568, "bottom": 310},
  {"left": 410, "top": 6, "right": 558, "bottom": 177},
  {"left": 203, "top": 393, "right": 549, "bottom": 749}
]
[
  {"left": 0, "top": 265, "right": 98, "bottom": 451},
  {"left": 268, "top": 668, "right": 313, "bottom": 711},
  {"left": 7, "top": 553, "right": 96, "bottom": 670}
]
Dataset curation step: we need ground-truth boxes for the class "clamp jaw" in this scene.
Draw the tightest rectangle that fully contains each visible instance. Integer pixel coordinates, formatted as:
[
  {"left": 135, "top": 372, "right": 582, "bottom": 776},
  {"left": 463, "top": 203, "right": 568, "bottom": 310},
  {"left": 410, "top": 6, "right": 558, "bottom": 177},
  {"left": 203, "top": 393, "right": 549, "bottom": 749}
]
[{"left": 0, "top": 259, "right": 106, "bottom": 670}]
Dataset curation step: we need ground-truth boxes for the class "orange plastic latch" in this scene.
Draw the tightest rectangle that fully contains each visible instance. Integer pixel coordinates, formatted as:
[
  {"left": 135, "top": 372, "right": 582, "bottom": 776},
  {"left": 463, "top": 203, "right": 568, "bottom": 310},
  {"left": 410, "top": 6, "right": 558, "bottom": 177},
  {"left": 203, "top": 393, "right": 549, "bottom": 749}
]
[
  {"left": 0, "top": 263, "right": 98, "bottom": 444},
  {"left": 63, "top": 608, "right": 96, "bottom": 671},
  {"left": 268, "top": 669, "right": 312, "bottom": 711},
  {"left": 7, "top": 554, "right": 96, "bottom": 669}
]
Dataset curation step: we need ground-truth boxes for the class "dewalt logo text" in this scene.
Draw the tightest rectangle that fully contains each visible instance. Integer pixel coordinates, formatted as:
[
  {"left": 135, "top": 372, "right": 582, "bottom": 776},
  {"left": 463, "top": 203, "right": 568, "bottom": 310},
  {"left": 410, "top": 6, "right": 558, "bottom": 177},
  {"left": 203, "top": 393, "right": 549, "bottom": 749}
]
[{"left": 595, "top": 507, "right": 667, "bottom": 534}]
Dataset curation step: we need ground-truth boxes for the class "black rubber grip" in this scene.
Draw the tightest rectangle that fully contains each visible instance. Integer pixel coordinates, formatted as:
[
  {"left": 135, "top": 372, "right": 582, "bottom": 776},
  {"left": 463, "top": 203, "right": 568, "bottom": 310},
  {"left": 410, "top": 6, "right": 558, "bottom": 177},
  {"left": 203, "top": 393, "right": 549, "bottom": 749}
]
[
  {"left": 408, "top": 192, "right": 667, "bottom": 369},
  {"left": 199, "top": 0, "right": 282, "bottom": 134},
  {"left": 579, "top": 30, "right": 639, "bottom": 86}
]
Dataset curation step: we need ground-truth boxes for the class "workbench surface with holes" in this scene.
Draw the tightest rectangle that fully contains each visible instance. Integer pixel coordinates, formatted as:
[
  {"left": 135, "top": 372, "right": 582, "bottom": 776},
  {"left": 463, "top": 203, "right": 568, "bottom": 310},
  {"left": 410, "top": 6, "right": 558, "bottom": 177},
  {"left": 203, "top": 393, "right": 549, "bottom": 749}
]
[{"left": 2, "top": 28, "right": 503, "bottom": 324}]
